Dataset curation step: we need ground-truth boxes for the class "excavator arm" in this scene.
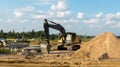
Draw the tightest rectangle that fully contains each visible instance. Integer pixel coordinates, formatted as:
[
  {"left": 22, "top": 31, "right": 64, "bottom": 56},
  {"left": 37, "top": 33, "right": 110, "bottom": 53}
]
[{"left": 44, "top": 19, "right": 67, "bottom": 45}]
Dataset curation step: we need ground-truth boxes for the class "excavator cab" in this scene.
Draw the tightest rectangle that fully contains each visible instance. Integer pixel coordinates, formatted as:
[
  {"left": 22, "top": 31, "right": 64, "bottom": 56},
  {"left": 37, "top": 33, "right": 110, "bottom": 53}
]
[
  {"left": 58, "top": 32, "right": 76, "bottom": 45},
  {"left": 66, "top": 32, "right": 76, "bottom": 45}
]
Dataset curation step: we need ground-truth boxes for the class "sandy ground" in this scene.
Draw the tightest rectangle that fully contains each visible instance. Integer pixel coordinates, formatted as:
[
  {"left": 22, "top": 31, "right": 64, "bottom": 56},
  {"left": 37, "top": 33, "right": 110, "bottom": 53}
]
[
  {"left": 0, "top": 51, "right": 120, "bottom": 67},
  {"left": 0, "top": 51, "right": 73, "bottom": 67}
]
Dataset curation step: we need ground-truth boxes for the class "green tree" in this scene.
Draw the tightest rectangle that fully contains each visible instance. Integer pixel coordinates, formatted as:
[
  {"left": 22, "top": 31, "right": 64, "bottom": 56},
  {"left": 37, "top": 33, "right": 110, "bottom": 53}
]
[{"left": 0, "top": 30, "right": 4, "bottom": 38}]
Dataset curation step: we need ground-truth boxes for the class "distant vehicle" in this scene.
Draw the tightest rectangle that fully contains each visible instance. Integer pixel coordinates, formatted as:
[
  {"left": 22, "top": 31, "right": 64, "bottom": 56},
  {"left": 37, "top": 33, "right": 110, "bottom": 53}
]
[
  {"left": 22, "top": 45, "right": 41, "bottom": 55},
  {"left": 0, "top": 39, "right": 7, "bottom": 47}
]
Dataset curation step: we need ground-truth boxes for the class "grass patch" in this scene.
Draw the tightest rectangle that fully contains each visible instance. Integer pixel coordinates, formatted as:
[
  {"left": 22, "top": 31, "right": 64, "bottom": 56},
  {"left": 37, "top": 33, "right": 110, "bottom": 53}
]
[{"left": 0, "top": 48, "right": 11, "bottom": 54}]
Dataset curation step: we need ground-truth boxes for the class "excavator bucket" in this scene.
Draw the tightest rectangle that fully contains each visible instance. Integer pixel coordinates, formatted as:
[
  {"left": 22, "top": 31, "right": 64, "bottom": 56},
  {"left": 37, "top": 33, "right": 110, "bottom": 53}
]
[{"left": 40, "top": 44, "right": 50, "bottom": 54}]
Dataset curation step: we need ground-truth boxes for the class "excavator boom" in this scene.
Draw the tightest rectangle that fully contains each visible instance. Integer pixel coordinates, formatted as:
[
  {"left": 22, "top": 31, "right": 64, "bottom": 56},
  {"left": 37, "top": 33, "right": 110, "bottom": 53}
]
[{"left": 44, "top": 19, "right": 66, "bottom": 45}]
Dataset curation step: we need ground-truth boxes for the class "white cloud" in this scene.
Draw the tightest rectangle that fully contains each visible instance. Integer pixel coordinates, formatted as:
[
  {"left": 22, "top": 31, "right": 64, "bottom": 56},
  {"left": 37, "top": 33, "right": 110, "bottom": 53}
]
[
  {"left": 51, "top": 0, "right": 67, "bottom": 11},
  {"left": 77, "top": 12, "right": 84, "bottom": 19},
  {"left": 38, "top": 0, "right": 51, "bottom": 3},
  {"left": 68, "top": 19, "right": 79, "bottom": 23},
  {"left": 83, "top": 18, "right": 99, "bottom": 23},
  {"left": 14, "top": 10, "right": 23, "bottom": 17},
  {"left": 21, "top": 19, "right": 29, "bottom": 23},
  {"left": 33, "top": 15, "right": 41, "bottom": 19},
  {"left": 89, "top": 25, "right": 103, "bottom": 29},
  {"left": 22, "top": 6, "right": 35, "bottom": 11},
  {"left": 66, "top": 25, "right": 72, "bottom": 29},
  {"left": 52, "top": 18, "right": 80, "bottom": 23},
  {"left": 0, "top": 19, "right": 2, "bottom": 22},
  {"left": 14, "top": 6, "right": 35, "bottom": 18},
  {"left": 31, "top": 14, "right": 50, "bottom": 19},
  {"left": 105, "top": 12, "right": 120, "bottom": 25},
  {"left": 8, "top": 18, "right": 12, "bottom": 23},
  {"left": 14, "top": 6, "right": 52, "bottom": 20},
  {"left": 57, "top": 11, "right": 71, "bottom": 18},
  {"left": 116, "top": 12, "right": 120, "bottom": 16},
  {"left": 52, "top": 19, "right": 68, "bottom": 23},
  {"left": 82, "top": 12, "right": 103, "bottom": 24},
  {"left": 34, "top": 0, "right": 55, "bottom": 5},
  {"left": 89, "top": 25, "right": 94, "bottom": 28},
  {"left": 96, "top": 12, "right": 103, "bottom": 18},
  {"left": 112, "top": 23, "right": 120, "bottom": 28},
  {"left": 47, "top": 0, "right": 71, "bottom": 19},
  {"left": 57, "top": 11, "right": 65, "bottom": 17},
  {"left": 49, "top": 12, "right": 54, "bottom": 16}
]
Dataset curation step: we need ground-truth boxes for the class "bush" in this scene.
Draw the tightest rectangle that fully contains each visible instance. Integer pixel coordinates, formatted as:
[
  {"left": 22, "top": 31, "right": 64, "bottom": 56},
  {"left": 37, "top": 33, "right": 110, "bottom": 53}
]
[{"left": 0, "top": 48, "right": 11, "bottom": 54}]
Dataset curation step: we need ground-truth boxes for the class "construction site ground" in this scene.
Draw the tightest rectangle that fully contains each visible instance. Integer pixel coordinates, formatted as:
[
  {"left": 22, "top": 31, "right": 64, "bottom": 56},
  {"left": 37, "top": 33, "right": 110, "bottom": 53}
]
[{"left": 0, "top": 51, "right": 120, "bottom": 67}]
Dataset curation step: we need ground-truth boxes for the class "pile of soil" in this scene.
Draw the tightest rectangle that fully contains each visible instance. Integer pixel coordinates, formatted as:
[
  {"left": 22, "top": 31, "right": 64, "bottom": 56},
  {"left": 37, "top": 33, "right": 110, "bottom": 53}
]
[{"left": 72, "top": 32, "right": 120, "bottom": 59}]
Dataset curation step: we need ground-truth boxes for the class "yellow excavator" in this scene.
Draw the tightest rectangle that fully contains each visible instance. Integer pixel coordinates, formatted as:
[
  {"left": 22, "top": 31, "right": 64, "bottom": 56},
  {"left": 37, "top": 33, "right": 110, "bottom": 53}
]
[{"left": 40, "top": 19, "right": 81, "bottom": 54}]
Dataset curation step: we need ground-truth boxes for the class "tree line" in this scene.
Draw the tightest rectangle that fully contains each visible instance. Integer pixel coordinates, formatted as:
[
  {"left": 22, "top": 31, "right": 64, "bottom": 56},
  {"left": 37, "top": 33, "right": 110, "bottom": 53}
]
[
  {"left": 2, "top": 29, "right": 120, "bottom": 43},
  {"left": 0, "top": 29, "right": 60, "bottom": 40},
  {"left": 0, "top": 29, "right": 45, "bottom": 39},
  {"left": 0, "top": 29, "right": 101, "bottom": 41}
]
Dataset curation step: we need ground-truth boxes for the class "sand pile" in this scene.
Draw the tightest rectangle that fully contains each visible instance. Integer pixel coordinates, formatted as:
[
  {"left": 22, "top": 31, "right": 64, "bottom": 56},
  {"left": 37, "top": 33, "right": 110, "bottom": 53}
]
[{"left": 72, "top": 32, "right": 120, "bottom": 59}]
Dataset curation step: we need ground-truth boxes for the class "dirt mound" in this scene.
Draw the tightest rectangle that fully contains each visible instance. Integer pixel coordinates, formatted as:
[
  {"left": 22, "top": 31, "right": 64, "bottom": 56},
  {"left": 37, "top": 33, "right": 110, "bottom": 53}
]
[{"left": 72, "top": 32, "right": 120, "bottom": 59}]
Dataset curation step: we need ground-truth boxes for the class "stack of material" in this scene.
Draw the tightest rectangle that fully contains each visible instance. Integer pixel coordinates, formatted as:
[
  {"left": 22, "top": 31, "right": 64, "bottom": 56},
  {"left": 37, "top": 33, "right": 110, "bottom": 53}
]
[{"left": 72, "top": 32, "right": 120, "bottom": 59}]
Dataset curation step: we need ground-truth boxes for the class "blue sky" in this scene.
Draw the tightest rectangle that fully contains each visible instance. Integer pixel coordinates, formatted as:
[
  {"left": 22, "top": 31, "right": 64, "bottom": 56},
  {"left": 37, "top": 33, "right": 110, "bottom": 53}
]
[{"left": 0, "top": 0, "right": 120, "bottom": 36}]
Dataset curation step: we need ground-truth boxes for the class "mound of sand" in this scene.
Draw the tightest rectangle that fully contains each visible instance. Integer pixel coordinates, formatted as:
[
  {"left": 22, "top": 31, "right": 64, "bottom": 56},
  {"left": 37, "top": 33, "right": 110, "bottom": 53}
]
[{"left": 72, "top": 32, "right": 120, "bottom": 59}]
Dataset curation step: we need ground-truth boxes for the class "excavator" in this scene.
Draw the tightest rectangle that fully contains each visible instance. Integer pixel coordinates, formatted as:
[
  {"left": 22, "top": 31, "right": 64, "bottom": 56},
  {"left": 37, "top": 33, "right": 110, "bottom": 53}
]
[{"left": 40, "top": 19, "right": 81, "bottom": 54}]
